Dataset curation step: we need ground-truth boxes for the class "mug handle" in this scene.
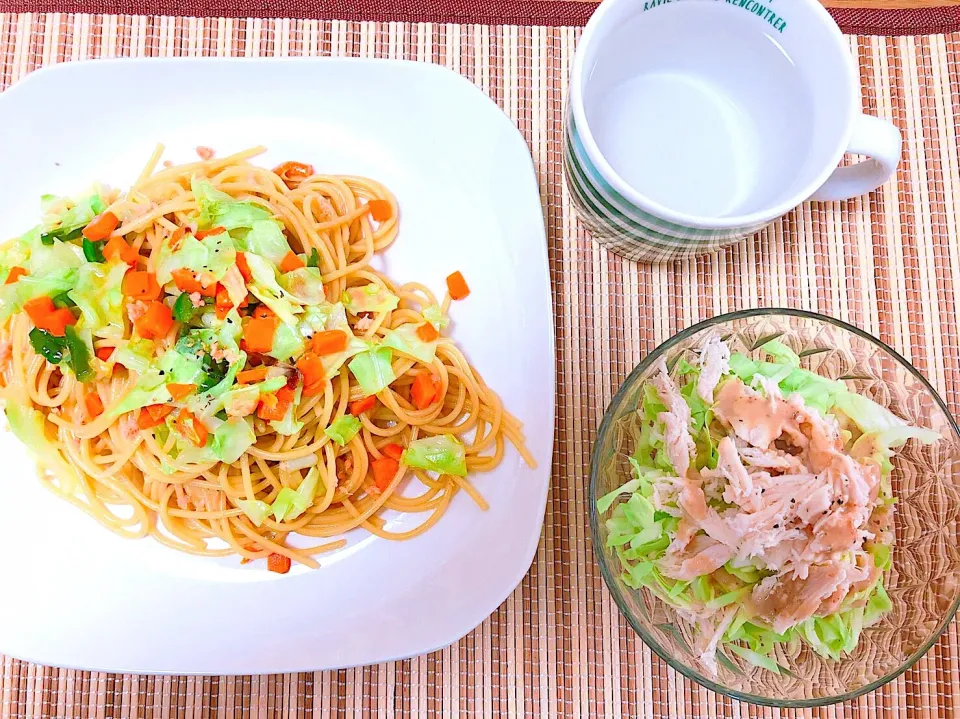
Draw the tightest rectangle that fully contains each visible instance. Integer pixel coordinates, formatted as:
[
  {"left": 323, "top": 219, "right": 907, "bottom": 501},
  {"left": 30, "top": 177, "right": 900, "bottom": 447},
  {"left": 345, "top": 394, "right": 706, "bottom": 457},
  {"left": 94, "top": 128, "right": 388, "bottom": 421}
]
[{"left": 810, "top": 114, "right": 902, "bottom": 202}]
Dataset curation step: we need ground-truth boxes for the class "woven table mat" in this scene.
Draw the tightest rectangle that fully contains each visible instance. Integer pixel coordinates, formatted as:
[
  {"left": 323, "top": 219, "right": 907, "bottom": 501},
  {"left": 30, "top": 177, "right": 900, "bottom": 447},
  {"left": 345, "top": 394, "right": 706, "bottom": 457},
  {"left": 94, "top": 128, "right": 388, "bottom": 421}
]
[{"left": 2, "top": 7, "right": 960, "bottom": 718}]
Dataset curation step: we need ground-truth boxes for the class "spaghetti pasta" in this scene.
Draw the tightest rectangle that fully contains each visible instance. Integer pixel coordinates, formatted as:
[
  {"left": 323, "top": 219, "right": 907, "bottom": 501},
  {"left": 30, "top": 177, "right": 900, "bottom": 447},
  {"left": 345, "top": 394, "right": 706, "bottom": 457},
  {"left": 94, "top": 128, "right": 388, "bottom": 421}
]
[{"left": 0, "top": 146, "right": 534, "bottom": 571}]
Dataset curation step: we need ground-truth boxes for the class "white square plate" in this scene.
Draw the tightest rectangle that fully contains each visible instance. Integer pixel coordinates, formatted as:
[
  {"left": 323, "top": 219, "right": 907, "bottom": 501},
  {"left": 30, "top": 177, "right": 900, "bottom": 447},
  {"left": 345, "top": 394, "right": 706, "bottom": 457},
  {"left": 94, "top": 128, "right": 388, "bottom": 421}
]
[{"left": 0, "top": 58, "right": 553, "bottom": 674}]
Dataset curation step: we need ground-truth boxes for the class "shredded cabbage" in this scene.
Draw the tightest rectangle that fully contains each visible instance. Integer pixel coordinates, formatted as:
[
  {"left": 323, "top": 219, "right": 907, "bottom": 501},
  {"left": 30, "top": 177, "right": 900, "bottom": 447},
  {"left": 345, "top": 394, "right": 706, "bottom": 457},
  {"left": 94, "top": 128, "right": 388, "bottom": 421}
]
[
  {"left": 279, "top": 267, "right": 325, "bottom": 304},
  {"left": 401, "top": 434, "right": 467, "bottom": 477},
  {"left": 210, "top": 416, "right": 256, "bottom": 463},
  {"left": 342, "top": 284, "right": 399, "bottom": 314},
  {"left": 324, "top": 415, "right": 361, "bottom": 445},
  {"left": 233, "top": 218, "right": 291, "bottom": 265},
  {"left": 381, "top": 323, "right": 438, "bottom": 364},
  {"left": 68, "top": 259, "right": 128, "bottom": 338},
  {"left": 243, "top": 252, "right": 302, "bottom": 326},
  {"left": 236, "top": 498, "right": 272, "bottom": 527},
  {"left": 348, "top": 346, "right": 396, "bottom": 396}
]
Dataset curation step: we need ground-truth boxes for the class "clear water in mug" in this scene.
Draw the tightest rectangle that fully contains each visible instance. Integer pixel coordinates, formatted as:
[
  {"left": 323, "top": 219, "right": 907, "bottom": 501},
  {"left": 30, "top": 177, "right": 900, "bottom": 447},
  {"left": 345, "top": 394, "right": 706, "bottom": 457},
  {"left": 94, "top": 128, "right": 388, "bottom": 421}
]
[{"left": 584, "top": 2, "right": 816, "bottom": 218}]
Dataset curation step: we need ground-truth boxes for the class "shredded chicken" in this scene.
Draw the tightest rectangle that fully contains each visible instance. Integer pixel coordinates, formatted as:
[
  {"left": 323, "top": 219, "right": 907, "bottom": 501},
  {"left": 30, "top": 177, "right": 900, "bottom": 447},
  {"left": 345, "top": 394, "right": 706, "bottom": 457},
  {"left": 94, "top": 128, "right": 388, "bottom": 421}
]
[
  {"left": 652, "top": 360, "right": 696, "bottom": 478},
  {"left": 661, "top": 375, "right": 889, "bottom": 651},
  {"left": 696, "top": 335, "right": 730, "bottom": 403}
]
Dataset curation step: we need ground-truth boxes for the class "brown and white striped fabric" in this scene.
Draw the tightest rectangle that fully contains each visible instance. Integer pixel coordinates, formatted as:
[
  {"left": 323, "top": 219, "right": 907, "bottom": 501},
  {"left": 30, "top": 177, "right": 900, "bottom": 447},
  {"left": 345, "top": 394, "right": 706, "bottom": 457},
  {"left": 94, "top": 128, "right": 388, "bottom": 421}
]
[{"left": 2, "top": 8, "right": 960, "bottom": 718}]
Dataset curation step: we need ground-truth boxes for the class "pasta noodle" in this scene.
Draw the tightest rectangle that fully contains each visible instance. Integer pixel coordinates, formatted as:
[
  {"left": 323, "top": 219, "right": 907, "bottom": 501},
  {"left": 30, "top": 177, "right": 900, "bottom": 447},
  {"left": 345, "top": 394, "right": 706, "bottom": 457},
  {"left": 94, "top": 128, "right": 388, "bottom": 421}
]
[{"left": 0, "top": 146, "right": 534, "bottom": 571}]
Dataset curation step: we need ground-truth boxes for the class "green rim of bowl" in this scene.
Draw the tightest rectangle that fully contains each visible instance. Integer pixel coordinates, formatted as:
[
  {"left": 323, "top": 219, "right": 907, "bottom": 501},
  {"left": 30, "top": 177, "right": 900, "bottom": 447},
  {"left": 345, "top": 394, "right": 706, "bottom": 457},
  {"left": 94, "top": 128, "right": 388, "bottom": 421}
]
[{"left": 587, "top": 307, "right": 960, "bottom": 708}]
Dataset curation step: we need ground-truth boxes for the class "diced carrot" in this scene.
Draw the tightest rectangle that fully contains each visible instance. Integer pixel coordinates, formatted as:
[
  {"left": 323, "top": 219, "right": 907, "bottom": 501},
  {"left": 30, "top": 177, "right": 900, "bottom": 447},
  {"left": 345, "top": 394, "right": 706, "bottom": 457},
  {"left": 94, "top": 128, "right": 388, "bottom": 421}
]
[
  {"left": 280, "top": 251, "right": 305, "bottom": 273},
  {"left": 168, "top": 227, "right": 187, "bottom": 250},
  {"left": 134, "top": 300, "right": 174, "bottom": 340},
  {"left": 236, "top": 251, "right": 252, "bottom": 282},
  {"left": 103, "top": 235, "right": 138, "bottom": 265},
  {"left": 349, "top": 395, "right": 376, "bottom": 416},
  {"left": 242, "top": 317, "right": 278, "bottom": 354},
  {"left": 166, "top": 383, "right": 196, "bottom": 401},
  {"left": 382, "top": 443, "right": 403, "bottom": 461},
  {"left": 194, "top": 226, "right": 225, "bottom": 240},
  {"left": 371, "top": 456, "right": 399, "bottom": 492},
  {"left": 272, "top": 161, "right": 315, "bottom": 189},
  {"left": 446, "top": 271, "right": 470, "bottom": 300},
  {"left": 215, "top": 285, "right": 232, "bottom": 320},
  {"left": 416, "top": 322, "right": 439, "bottom": 342},
  {"left": 23, "top": 296, "right": 55, "bottom": 322},
  {"left": 311, "top": 330, "right": 348, "bottom": 356},
  {"left": 256, "top": 392, "right": 290, "bottom": 422},
  {"left": 82, "top": 211, "right": 119, "bottom": 241},
  {"left": 122, "top": 270, "right": 162, "bottom": 300},
  {"left": 171, "top": 268, "right": 217, "bottom": 297},
  {"left": 410, "top": 373, "right": 439, "bottom": 409},
  {"left": 84, "top": 393, "right": 104, "bottom": 418},
  {"left": 296, "top": 352, "right": 326, "bottom": 396},
  {"left": 276, "top": 385, "right": 296, "bottom": 402},
  {"left": 138, "top": 404, "right": 173, "bottom": 429},
  {"left": 253, "top": 304, "right": 274, "bottom": 320},
  {"left": 24, "top": 296, "right": 77, "bottom": 337},
  {"left": 5, "top": 266, "right": 27, "bottom": 285},
  {"left": 267, "top": 553, "right": 292, "bottom": 574},
  {"left": 173, "top": 409, "right": 208, "bottom": 447},
  {"left": 366, "top": 199, "right": 392, "bottom": 222},
  {"left": 236, "top": 367, "right": 269, "bottom": 384},
  {"left": 95, "top": 346, "right": 115, "bottom": 361}
]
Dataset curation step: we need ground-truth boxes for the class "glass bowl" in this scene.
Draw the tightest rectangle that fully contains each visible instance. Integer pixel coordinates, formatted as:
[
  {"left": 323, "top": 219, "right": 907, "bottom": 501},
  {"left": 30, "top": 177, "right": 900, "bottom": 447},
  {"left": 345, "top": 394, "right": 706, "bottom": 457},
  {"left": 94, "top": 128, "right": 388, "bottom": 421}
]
[{"left": 589, "top": 308, "right": 960, "bottom": 707}]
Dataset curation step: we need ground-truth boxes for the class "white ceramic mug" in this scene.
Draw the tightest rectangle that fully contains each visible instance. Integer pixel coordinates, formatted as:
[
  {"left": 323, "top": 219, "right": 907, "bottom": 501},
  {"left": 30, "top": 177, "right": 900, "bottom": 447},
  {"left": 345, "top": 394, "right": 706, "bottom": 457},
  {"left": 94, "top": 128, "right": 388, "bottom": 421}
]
[{"left": 564, "top": 0, "right": 902, "bottom": 261}]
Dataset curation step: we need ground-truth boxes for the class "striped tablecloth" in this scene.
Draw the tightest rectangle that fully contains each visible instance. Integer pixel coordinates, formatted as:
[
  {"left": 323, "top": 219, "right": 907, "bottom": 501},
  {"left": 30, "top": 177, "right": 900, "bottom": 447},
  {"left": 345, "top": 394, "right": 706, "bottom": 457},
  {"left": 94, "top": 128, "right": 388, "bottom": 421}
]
[{"left": 2, "top": 2, "right": 960, "bottom": 716}]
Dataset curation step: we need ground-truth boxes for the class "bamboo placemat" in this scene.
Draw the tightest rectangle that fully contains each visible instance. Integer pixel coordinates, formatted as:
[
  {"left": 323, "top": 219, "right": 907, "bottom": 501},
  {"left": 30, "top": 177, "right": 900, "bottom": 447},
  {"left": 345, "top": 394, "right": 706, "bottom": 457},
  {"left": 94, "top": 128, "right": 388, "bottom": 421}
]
[{"left": 2, "top": 6, "right": 960, "bottom": 718}]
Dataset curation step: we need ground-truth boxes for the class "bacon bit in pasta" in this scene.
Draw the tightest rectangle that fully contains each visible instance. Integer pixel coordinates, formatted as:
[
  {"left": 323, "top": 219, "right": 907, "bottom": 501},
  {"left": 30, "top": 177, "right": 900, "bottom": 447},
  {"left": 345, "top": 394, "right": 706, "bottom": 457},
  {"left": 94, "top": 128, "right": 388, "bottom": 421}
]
[
  {"left": 280, "top": 251, "right": 305, "bottom": 273},
  {"left": 5, "top": 267, "right": 26, "bottom": 285},
  {"left": 23, "top": 296, "right": 76, "bottom": 337},
  {"left": 84, "top": 393, "right": 104, "bottom": 418},
  {"left": 272, "top": 161, "right": 315, "bottom": 189},
  {"left": 382, "top": 443, "right": 404, "bottom": 461},
  {"left": 174, "top": 409, "right": 209, "bottom": 447},
  {"left": 353, "top": 315, "right": 374, "bottom": 332},
  {"left": 371, "top": 456, "right": 399, "bottom": 492},
  {"left": 311, "top": 330, "right": 348, "bottom": 356},
  {"left": 171, "top": 268, "right": 217, "bottom": 297},
  {"left": 103, "top": 235, "right": 138, "bottom": 265},
  {"left": 267, "top": 553, "right": 292, "bottom": 574},
  {"left": 121, "top": 270, "right": 162, "bottom": 300},
  {"left": 134, "top": 301, "right": 174, "bottom": 340},
  {"left": 416, "top": 322, "right": 439, "bottom": 342},
  {"left": 446, "top": 271, "right": 470, "bottom": 300},
  {"left": 82, "top": 211, "right": 119, "bottom": 241},
  {"left": 168, "top": 227, "right": 187, "bottom": 250},
  {"left": 236, "top": 367, "right": 269, "bottom": 384},
  {"left": 366, "top": 200, "right": 392, "bottom": 222},
  {"left": 236, "top": 251, "right": 252, "bottom": 282},
  {"left": 167, "top": 383, "right": 196, "bottom": 401},
  {"left": 349, "top": 395, "right": 376, "bottom": 416},
  {"left": 95, "top": 346, "right": 114, "bottom": 361},
  {"left": 138, "top": 403, "right": 173, "bottom": 429},
  {"left": 336, "top": 454, "right": 354, "bottom": 482},
  {"left": 296, "top": 352, "right": 326, "bottom": 396},
  {"left": 195, "top": 226, "right": 225, "bottom": 240},
  {"left": 242, "top": 317, "right": 278, "bottom": 354},
  {"left": 196, "top": 146, "right": 216, "bottom": 160},
  {"left": 410, "top": 373, "right": 441, "bottom": 410}
]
